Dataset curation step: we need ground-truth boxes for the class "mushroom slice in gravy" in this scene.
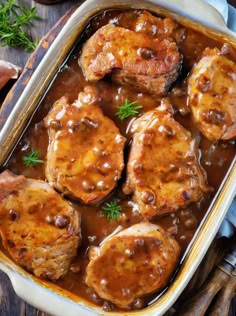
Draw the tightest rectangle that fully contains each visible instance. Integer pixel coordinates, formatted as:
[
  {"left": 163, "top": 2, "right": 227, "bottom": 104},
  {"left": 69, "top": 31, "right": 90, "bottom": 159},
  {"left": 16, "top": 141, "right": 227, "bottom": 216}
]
[
  {"left": 0, "top": 170, "right": 81, "bottom": 280},
  {"left": 188, "top": 47, "right": 236, "bottom": 141},
  {"left": 123, "top": 100, "right": 212, "bottom": 219},
  {"left": 86, "top": 222, "right": 180, "bottom": 309},
  {"left": 44, "top": 88, "right": 126, "bottom": 204}
]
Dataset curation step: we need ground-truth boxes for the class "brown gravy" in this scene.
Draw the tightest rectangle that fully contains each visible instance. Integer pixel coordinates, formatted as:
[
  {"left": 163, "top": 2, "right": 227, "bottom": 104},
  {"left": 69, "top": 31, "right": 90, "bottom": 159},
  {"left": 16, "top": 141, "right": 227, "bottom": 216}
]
[{"left": 4, "top": 9, "right": 236, "bottom": 311}]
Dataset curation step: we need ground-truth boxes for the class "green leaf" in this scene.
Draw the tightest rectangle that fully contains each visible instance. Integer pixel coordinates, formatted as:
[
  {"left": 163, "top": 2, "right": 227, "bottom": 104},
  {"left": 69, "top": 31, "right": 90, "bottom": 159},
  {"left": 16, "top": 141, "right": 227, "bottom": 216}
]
[
  {"left": 22, "top": 150, "right": 44, "bottom": 167},
  {"left": 0, "top": 0, "right": 41, "bottom": 51},
  {"left": 115, "top": 99, "right": 143, "bottom": 120},
  {"left": 102, "top": 200, "right": 122, "bottom": 221}
]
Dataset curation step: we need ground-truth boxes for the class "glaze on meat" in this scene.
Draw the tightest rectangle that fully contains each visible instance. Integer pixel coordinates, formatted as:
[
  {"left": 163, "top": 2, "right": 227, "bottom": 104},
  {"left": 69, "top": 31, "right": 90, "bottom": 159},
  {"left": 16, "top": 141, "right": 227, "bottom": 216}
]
[
  {"left": 45, "top": 88, "right": 126, "bottom": 204},
  {"left": 188, "top": 47, "right": 236, "bottom": 140},
  {"left": 86, "top": 222, "right": 180, "bottom": 309},
  {"left": 0, "top": 170, "right": 81, "bottom": 280},
  {"left": 123, "top": 100, "right": 211, "bottom": 219},
  {"left": 79, "top": 23, "right": 181, "bottom": 96},
  {"left": 113, "top": 10, "right": 178, "bottom": 40}
]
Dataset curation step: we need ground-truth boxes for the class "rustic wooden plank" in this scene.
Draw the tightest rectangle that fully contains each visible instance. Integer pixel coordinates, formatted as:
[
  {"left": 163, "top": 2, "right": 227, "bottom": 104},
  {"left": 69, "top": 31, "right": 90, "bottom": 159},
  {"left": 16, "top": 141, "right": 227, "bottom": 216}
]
[
  {"left": 0, "top": 270, "right": 38, "bottom": 316},
  {"left": 0, "top": 0, "right": 78, "bottom": 67}
]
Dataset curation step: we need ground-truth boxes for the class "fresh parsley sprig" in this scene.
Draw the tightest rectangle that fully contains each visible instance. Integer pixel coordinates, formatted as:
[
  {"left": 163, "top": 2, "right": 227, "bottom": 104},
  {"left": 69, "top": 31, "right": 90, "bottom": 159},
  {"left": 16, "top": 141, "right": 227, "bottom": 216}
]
[
  {"left": 0, "top": 0, "right": 40, "bottom": 52},
  {"left": 102, "top": 200, "right": 122, "bottom": 221},
  {"left": 115, "top": 99, "right": 143, "bottom": 120},
  {"left": 22, "top": 150, "right": 44, "bottom": 167}
]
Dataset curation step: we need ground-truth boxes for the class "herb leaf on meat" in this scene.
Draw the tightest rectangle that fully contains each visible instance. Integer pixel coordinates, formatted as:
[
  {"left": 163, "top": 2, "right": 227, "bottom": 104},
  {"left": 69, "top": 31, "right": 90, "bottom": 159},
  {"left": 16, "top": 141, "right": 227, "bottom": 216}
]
[
  {"left": 102, "top": 200, "right": 122, "bottom": 220},
  {"left": 0, "top": 0, "right": 40, "bottom": 51},
  {"left": 115, "top": 99, "right": 143, "bottom": 120},
  {"left": 22, "top": 150, "right": 44, "bottom": 167}
]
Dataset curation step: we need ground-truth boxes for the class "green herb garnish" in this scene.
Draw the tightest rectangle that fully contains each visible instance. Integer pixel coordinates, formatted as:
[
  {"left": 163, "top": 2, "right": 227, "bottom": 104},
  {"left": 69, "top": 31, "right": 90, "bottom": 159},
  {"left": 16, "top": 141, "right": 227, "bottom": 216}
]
[
  {"left": 102, "top": 200, "right": 122, "bottom": 220},
  {"left": 115, "top": 99, "right": 143, "bottom": 120},
  {"left": 0, "top": 0, "right": 40, "bottom": 51},
  {"left": 22, "top": 150, "right": 44, "bottom": 167}
]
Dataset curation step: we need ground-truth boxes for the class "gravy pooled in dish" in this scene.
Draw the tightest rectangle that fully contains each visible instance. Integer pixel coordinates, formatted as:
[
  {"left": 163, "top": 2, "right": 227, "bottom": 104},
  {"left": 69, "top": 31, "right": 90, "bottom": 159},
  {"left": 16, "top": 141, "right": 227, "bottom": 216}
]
[{"left": 1, "top": 9, "right": 236, "bottom": 312}]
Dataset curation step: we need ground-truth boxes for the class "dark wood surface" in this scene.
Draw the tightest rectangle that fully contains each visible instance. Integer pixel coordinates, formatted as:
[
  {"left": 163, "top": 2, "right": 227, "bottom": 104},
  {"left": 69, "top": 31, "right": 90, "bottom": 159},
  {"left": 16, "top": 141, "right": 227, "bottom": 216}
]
[
  {"left": 0, "top": 1, "right": 235, "bottom": 316},
  {"left": 228, "top": 0, "right": 236, "bottom": 7},
  {"left": 0, "top": 0, "right": 78, "bottom": 67}
]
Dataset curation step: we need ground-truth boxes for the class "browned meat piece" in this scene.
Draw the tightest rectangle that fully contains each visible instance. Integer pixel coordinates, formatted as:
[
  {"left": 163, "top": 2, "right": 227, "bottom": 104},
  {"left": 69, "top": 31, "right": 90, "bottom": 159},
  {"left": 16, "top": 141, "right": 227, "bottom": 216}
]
[
  {"left": 112, "top": 67, "right": 179, "bottom": 98},
  {"left": 0, "top": 170, "right": 80, "bottom": 280},
  {"left": 114, "top": 10, "right": 177, "bottom": 40},
  {"left": 86, "top": 222, "right": 180, "bottom": 309},
  {"left": 79, "top": 24, "right": 181, "bottom": 96},
  {"left": 123, "top": 101, "right": 211, "bottom": 219},
  {"left": 45, "top": 89, "right": 126, "bottom": 204},
  {"left": 188, "top": 48, "right": 236, "bottom": 140}
]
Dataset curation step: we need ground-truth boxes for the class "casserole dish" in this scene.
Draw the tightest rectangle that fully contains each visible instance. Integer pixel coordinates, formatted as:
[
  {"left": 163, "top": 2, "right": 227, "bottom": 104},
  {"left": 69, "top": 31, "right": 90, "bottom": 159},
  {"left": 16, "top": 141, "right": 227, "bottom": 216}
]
[{"left": 0, "top": 0, "right": 235, "bottom": 315}]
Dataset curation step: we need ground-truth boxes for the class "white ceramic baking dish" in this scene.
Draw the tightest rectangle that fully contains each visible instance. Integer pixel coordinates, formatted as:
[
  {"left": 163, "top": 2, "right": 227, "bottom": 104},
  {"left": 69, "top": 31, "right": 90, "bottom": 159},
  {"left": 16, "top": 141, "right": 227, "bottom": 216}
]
[{"left": 0, "top": 0, "right": 235, "bottom": 315}]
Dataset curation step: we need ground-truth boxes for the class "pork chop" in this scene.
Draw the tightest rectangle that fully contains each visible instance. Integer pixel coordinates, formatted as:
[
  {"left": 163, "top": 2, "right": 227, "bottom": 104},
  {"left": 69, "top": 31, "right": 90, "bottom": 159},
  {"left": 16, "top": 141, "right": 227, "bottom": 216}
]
[
  {"left": 79, "top": 24, "right": 181, "bottom": 96},
  {"left": 188, "top": 47, "right": 236, "bottom": 140},
  {"left": 0, "top": 170, "right": 81, "bottom": 280},
  {"left": 86, "top": 222, "right": 180, "bottom": 309},
  {"left": 44, "top": 90, "right": 126, "bottom": 204},
  {"left": 123, "top": 101, "right": 211, "bottom": 219}
]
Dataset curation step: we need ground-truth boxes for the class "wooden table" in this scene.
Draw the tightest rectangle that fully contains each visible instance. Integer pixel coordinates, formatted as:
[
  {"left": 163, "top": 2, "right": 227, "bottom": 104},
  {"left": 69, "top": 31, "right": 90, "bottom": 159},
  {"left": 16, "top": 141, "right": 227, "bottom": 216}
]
[
  {"left": 0, "top": 1, "right": 235, "bottom": 316},
  {"left": 0, "top": 0, "right": 78, "bottom": 67}
]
